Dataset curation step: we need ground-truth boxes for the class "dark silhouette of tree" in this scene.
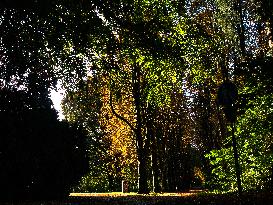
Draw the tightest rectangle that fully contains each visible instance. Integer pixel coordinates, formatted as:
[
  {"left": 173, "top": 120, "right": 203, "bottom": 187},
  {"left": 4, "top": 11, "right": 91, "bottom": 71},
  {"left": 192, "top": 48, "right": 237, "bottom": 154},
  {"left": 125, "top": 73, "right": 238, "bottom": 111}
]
[
  {"left": 0, "top": 87, "right": 89, "bottom": 200},
  {"left": 0, "top": 3, "right": 90, "bottom": 200}
]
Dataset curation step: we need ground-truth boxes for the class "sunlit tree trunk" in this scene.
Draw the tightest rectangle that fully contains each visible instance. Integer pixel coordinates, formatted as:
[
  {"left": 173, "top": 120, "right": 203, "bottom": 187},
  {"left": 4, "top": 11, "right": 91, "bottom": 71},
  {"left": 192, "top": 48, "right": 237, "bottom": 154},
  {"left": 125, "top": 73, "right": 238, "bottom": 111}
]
[
  {"left": 151, "top": 130, "right": 160, "bottom": 193},
  {"left": 146, "top": 105, "right": 161, "bottom": 193}
]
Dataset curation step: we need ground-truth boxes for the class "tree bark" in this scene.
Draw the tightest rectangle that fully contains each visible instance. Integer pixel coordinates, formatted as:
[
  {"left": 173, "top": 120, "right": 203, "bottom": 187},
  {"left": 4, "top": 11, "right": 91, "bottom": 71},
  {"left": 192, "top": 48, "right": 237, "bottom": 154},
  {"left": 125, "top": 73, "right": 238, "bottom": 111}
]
[
  {"left": 147, "top": 106, "right": 160, "bottom": 193},
  {"left": 132, "top": 63, "right": 149, "bottom": 194}
]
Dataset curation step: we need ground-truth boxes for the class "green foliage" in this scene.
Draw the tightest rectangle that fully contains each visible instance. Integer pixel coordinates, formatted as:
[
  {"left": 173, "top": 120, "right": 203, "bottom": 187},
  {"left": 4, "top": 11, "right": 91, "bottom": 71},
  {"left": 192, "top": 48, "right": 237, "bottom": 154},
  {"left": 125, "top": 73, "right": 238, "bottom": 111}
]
[
  {"left": 74, "top": 174, "right": 110, "bottom": 193},
  {"left": 206, "top": 93, "right": 273, "bottom": 192},
  {"left": 2, "top": 0, "right": 272, "bottom": 195}
]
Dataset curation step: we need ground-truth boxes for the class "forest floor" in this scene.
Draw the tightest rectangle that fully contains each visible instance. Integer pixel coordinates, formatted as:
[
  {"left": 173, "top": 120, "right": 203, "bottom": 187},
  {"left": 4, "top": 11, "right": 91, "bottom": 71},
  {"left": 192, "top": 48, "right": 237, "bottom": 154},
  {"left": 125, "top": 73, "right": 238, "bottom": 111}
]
[{"left": 1, "top": 190, "right": 272, "bottom": 205}]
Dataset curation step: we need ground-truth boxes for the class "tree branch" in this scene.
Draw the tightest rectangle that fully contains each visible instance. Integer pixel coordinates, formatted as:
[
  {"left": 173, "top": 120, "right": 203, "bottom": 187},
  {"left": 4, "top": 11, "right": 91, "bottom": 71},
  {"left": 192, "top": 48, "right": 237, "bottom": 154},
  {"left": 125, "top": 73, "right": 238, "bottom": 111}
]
[{"left": 109, "top": 89, "right": 136, "bottom": 133}]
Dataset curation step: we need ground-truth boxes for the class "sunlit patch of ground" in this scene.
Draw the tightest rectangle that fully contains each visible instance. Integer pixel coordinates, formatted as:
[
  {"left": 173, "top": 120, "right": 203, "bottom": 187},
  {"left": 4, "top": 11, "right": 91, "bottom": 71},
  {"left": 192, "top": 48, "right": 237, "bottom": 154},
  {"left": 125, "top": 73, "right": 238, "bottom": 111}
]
[
  {"left": 69, "top": 189, "right": 204, "bottom": 197},
  {"left": 1, "top": 190, "right": 272, "bottom": 204},
  {"left": 67, "top": 190, "right": 272, "bottom": 205}
]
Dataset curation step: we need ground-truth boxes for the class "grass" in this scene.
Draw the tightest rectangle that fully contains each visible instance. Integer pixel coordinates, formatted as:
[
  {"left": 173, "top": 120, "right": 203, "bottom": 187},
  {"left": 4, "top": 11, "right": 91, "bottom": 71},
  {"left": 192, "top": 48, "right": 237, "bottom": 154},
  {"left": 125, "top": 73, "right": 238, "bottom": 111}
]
[
  {"left": 69, "top": 190, "right": 201, "bottom": 197},
  {"left": 1, "top": 190, "right": 272, "bottom": 205}
]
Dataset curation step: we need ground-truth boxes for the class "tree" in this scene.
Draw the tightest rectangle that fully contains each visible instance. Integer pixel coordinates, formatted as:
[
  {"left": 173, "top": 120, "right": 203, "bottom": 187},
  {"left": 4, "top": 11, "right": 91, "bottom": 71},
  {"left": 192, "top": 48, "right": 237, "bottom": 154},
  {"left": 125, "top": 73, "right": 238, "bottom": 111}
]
[
  {"left": 203, "top": 0, "right": 273, "bottom": 192},
  {"left": 60, "top": 0, "right": 225, "bottom": 193},
  {"left": 2, "top": 0, "right": 272, "bottom": 195},
  {"left": 62, "top": 74, "right": 138, "bottom": 192},
  {"left": 0, "top": 87, "right": 89, "bottom": 199},
  {"left": 0, "top": 3, "right": 95, "bottom": 199}
]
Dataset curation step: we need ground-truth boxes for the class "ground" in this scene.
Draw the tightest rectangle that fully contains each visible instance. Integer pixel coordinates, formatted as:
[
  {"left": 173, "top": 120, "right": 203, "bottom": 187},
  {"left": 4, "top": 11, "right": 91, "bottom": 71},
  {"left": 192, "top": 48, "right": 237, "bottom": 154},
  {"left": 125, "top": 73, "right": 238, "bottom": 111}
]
[{"left": 1, "top": 190, "right": 272, "bottom": 205}]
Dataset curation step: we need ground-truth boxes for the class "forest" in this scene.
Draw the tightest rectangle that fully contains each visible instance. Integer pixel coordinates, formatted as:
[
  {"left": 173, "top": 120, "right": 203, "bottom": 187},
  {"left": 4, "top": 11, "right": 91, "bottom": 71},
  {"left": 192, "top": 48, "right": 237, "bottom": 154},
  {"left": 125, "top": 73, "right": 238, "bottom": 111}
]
[{"left": 0, "top": 0, "right": 272, "bottom": 202}]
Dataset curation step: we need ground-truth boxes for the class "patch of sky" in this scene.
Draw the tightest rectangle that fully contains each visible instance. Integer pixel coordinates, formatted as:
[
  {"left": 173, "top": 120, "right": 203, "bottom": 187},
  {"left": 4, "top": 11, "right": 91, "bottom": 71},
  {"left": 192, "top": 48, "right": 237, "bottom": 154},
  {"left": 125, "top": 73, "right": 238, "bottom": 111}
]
[{"left": 49, "top": 80, "right": 65, "bottom": 120}]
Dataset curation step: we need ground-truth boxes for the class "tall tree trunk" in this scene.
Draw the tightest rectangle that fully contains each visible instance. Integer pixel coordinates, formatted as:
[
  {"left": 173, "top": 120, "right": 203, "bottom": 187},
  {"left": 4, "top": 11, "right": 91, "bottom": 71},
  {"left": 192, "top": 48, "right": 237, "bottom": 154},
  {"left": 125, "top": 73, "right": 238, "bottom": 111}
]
[
  {"left": 138, "top": 149, "right": 149, "bottom": 193},
  {"left": 146, "top": 104, "right": 160, "bottom": 193},
  {"left": 149, "top": 120, "right": 160, "bottom": 192},
  {"left": 161, "top": 129, "right": 168, "bottom": 192},
  {"left": 167, "top": 133, "right": 176, "bottom": 192},
  {"left": 132, "top": 64, "right": 149, "bottom": 194},
  {"left": 108, "top": 174, "right": 114, "bottom": 192}
]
